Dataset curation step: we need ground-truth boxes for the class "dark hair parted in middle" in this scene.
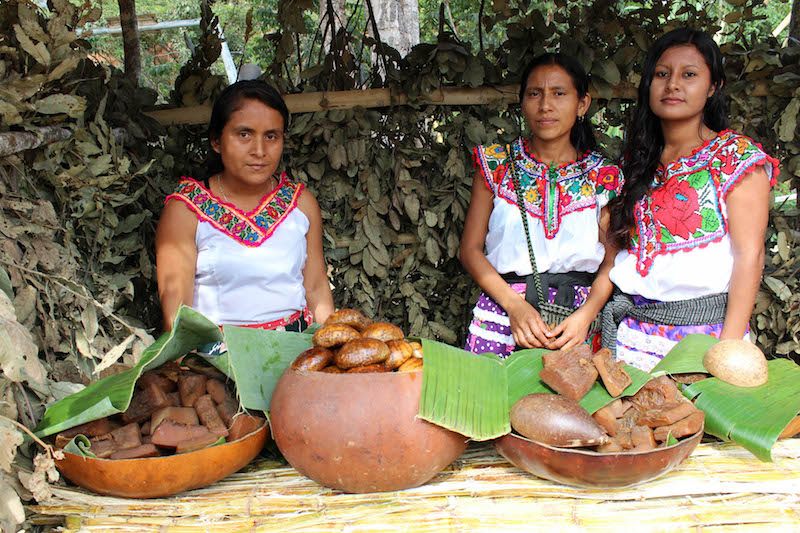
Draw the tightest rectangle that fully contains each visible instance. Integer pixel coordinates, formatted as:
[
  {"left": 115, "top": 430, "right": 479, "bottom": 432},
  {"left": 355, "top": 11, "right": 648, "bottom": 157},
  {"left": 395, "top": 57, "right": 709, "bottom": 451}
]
[
  {"left": 607, "top": 27, "right": 729, "bottom": 250},
  {"left": 518, "top": 53, "right": 597, "bottom": 155},
  {"left": 204, "top": 80, "right": 290, "bottom": 179}
]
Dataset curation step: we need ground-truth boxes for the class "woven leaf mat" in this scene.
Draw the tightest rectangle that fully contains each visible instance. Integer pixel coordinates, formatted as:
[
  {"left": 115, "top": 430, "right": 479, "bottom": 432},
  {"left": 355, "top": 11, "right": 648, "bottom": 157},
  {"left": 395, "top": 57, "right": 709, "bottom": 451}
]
[{"left": 29, "top": 439, "right": 800, "bottom": 532}]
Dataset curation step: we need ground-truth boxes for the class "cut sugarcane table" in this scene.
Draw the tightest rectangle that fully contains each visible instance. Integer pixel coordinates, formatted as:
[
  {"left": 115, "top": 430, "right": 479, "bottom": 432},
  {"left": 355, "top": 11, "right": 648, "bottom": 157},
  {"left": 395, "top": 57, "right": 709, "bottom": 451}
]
[{"left": 29, "top": 438, "right": 800, "bottom": 532}]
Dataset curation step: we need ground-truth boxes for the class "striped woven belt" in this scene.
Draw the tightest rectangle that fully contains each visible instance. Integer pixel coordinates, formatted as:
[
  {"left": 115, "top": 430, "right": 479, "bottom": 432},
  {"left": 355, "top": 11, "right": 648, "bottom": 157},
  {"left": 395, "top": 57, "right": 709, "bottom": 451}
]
[{"left": 601, "top": 289, "right": 728, "bottom": 354}]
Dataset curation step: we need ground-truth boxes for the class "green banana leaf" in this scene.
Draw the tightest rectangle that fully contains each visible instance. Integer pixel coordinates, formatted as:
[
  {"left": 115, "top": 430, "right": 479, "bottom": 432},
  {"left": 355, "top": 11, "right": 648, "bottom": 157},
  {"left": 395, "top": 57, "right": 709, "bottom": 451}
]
[
  {"left": 419, "top": 342, "right": 653, "bottom": 441},
  {"left": 649, "top": 334, "right": 800, "bottom": 461},
  {"left": 35, "top": 306, "right": 222, "bottom": 438},
  {"left": 217, "top": 327, "right": 312, "bottom": 412}
]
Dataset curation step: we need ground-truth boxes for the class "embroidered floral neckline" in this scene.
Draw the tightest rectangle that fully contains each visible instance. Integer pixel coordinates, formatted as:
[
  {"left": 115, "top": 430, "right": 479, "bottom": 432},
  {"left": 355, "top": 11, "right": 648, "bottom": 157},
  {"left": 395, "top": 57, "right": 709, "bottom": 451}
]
[
  {"left": 657, "top": 129, "right": 734, "bottom": 172},
  {"left": 167, "top": 172, "right": 304, "bottom": 247}
]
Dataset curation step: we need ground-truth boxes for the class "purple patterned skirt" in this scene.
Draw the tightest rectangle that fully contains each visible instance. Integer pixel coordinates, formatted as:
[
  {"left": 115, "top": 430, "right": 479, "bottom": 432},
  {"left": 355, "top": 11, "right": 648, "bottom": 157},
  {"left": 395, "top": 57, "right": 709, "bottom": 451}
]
[
  {"left": 464, "top": 282, "right": 594, "bottom": 359},
  {"left": 615, "top": 295, "right": 749, "bottom": 372}
]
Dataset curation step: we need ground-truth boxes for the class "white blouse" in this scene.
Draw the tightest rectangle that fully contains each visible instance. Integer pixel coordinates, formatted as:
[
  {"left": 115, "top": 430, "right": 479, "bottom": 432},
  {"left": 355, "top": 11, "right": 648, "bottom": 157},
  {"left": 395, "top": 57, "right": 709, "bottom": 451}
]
[{"left": 475, "top": 139, "right": 623, "bottom": 276}]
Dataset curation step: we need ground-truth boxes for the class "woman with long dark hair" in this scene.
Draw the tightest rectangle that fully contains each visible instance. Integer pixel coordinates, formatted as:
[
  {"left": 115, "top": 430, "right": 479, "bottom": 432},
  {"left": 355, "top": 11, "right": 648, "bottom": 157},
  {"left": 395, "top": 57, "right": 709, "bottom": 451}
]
[
  {"left": 604, "top": 28, "right": 779, "bottom": 371},
  {"left": 155, "top": 80, "right": 334, "bottom": 333},
  {"left": 460, "top": 53, "right": 623, "bottom": 358}
]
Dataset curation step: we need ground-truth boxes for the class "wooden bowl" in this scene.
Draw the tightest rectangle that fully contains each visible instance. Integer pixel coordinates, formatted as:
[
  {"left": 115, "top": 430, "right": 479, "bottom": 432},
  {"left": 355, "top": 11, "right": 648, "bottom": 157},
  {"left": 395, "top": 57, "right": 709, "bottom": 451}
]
[
  {"left": 54, "top": 422, "right": 269, "bottom": 498},
  {"left": 270, "top": 369, "right": 468, "bottom": 493},
  {"left": 494, "top": 427, "right": 703, "bottom": 488}
]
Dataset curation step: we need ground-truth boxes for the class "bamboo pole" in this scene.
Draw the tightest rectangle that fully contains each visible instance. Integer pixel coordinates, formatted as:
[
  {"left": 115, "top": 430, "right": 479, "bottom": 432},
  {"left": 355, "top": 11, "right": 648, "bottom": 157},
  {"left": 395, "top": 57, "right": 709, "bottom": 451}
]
[{"left": 143, "top": 80, "right": 771, "bottom": 127}]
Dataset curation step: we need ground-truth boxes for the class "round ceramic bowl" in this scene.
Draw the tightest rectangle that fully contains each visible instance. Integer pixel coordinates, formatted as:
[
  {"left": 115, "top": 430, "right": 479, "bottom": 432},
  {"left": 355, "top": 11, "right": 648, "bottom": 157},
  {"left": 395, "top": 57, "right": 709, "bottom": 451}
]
[
  {"left": 270, "top": 368, "right": 468, "bottom": 493},
  {"left": 54, "top": 422, "right": 269, "bottom": 498},
  {"left": 494, "top": 427, "right": 703, "bottom": 489}
]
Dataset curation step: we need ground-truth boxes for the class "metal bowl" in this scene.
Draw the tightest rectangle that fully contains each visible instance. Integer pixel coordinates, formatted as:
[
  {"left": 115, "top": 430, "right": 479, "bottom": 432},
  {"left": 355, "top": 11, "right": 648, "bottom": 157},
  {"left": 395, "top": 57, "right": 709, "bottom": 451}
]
[
  {"left": 54, "top": 422, "right": 269, "bottom": 498},
  {"left": 270, "top": 369, "right": 468, "bottom": 493},
  {"left": 494, "top": 427, "right": 703, "bottom": 488}
]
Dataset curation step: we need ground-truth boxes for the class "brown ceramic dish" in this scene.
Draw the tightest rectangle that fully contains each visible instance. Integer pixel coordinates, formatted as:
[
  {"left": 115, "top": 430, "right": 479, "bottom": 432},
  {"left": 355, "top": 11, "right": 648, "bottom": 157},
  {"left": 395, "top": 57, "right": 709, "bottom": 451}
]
[
  {"left": 270, "top": 368, "right": 468, "bottom": 493},
  {"left": 54, "top": 422, "right": 269, "bottom": 498},
  {"left": 494, "top": 427, "right": 703, "bottom": 488}
]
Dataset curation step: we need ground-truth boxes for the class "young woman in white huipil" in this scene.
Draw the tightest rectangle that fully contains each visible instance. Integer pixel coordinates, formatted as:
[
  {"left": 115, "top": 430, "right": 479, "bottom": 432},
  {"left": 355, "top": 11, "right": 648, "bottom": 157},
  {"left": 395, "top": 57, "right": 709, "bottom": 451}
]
[{"left": 156, "top": 81, "right": 334, "bottom": 333}]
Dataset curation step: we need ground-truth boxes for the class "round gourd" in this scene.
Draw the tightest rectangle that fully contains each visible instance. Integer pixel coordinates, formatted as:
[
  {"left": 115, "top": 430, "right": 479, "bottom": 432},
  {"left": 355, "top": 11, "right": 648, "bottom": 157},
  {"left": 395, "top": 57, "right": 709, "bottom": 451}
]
[
  {"left": 510, "top": 393, "right": 608, "bottom": 447},
  {"left": 702, "top": 339, "right": 768, "bottom": 387}
]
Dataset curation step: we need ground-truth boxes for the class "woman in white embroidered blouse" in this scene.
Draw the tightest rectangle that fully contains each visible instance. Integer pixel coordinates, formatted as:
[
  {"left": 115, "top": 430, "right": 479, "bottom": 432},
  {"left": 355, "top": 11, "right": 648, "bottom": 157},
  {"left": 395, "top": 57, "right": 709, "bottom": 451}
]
[
  {"left": 155, "top": 81, "right": 334, "bottom": 332},
  {"left": 460, "top": 53, "right": 623, "bottom": 358},
  {"left": 605, "top": 28, "right": 778, "bottom": 371}
]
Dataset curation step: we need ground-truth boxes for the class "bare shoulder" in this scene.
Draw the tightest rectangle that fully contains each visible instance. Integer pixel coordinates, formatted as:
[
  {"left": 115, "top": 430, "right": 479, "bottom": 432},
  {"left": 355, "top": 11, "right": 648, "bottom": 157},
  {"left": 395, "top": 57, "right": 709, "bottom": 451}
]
[
  {"left": 156, "top": 197, "right": 198, "bottom": 246},
  {"left": 296, "top": 186, "right": 321, "bottom": 221}
]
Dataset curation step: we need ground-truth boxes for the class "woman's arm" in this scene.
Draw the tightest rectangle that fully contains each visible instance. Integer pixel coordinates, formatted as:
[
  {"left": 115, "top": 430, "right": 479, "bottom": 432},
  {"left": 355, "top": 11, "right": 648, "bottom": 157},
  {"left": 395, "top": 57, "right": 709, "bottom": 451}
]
[
  {"left": 721, "top": 166, "right": 770, "bottom": 339},
  {"left": 298, "top": 188, "right": 335, "bottom": 325},
  {"left": 155, "top": 199, "right": 199, "bottom": 332},
  {"left": 460, "top": 168, "right": 552, "bottom": 349},
  {"left": 547, "top": 206, "right": 617, "bottom": 350}
]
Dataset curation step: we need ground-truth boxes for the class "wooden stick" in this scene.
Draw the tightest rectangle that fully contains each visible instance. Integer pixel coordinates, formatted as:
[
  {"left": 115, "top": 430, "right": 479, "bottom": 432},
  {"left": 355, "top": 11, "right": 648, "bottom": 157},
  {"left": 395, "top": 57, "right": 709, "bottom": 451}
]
[
  {"left": 143, "top": 81, "right": 771, "bottom": 126},
  {"left": 0, "top": 127, "right": 72, "bottom": 158}
]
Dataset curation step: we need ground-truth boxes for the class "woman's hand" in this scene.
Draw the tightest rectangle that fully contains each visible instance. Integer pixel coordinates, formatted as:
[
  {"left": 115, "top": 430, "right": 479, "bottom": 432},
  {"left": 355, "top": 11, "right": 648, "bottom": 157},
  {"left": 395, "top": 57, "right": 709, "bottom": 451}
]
[
  {"left": 546, "top": 306, "right": 593, "bottom": 350},
  {"left": 506, "top": 297, "right": 553, "bottom": 349}
]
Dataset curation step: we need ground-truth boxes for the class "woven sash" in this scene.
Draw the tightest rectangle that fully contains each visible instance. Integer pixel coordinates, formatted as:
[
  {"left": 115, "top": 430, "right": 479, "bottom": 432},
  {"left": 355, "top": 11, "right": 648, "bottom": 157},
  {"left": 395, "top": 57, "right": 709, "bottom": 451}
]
[{"left": 601, "top": 290, "right": 728, "bottom": 354}]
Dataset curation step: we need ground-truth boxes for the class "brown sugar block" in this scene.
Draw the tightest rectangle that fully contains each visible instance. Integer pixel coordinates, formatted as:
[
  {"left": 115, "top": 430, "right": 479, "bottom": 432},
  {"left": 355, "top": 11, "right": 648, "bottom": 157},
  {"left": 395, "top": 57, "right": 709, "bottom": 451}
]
[
  {"left": 140, "top": 421, "right": 151, "bottom": 435},
  {"left": 109, "top": 443, "right": 160, "bottom": 460},
  {"left": 592, "top": 406, "right": 620, "bottom": 436},
  {"left": 630, "top": 376, "right": 681, "bottom": 412},
  {"left": 89, "top": 437, "right": 117, "bottom": 458},
  {"left": 137, "top": 370, "right": 176, "bottom": 393},
  {"left": 779, "top": 416, "right": 800, "bottom": 439},
  {"left": 206, "top": 378, "right": 233, "bottom": 404},
  {"left": 596, "top": 437, "right": 624, "bottom": 453},
  {"left": 167, "top": 392, "right": 181, "bottom": 407},
  {"left": 539, "top": 344, "right": 598, "bottom": 402},
  {"left": 637, "top": 400, "right": 697, "bottom": 428},
  {"left": 631, "top": 425, "right": 657, "bottom": 449},
  {"left": 175, "top": 431, "right": 222, "bottom": 454},
  {"left": 122, "top": 383, "right": 171, "bottom": 424},
  {"left": 605, "top": 399, "right": 628, "bottom": 419},
  {"left": 194, "top": 394, "right": 229, "bottom": 437},
  {"left": 155, "top": 361, "right": 182, "bottom": 382},
  {"left": 592, "top": 348, "right": 632, "bottom": 397},
  {"left": 671, "top": 373, "right": 708, "bottom": 385},
  {"left": 61, "top": 418, "right": 121, "bottom": 439},
  {"left": 151, "top": 407, "right": 200, "bottom": 433},
  {"left": 108, "top": 423, "right": 142, "bottom": 451},
  {"left": 228, "top": 413, "right": 264, "bottom": 442},
  {"left": 151, "top": 420, "right": 210, "bottom": 448},
  {"left": 654, "top": 411, "right": 705, "bottom": 442},
  {"left": 216, "top": 398, "right": 239, "bottom": 427},
  {"left": 178, "top": 373, "right": 208, "bottom": 408}
]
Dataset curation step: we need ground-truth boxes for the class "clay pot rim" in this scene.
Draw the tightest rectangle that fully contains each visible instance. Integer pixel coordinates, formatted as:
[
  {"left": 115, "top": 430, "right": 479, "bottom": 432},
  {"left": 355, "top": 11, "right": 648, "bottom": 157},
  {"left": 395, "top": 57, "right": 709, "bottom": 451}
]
[
  {"left": 56, "top": 421, "right": 268, "bottom": 463},
  {"left": 505, "top": 424, "right": 704, "bottom": 457}
]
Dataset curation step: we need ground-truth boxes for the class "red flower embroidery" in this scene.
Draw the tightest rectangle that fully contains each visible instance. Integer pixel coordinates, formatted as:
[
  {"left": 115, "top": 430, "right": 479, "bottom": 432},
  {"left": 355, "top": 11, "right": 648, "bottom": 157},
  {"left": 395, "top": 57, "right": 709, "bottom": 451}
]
[
  {"left": 219, "top": 213, "right": 233, "bottom": 225},
  {"left": 651, "top": 178, "right": 702, "bottom": 240},
  {"left": 596, "top": 166, "right": 620, "bottom": 191},
  {"left": 492, "top": 163, "right": 508, "bottom": 185}
]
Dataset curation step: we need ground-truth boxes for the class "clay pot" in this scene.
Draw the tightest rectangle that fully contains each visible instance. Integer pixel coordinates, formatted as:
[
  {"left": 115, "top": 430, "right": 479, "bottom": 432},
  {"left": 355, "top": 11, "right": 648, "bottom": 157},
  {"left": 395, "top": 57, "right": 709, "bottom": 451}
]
[
  {"left": 55, "top": 423, "right": 269, "bottom": 498},
  {"left": 494, "top": 427, "right": 703, "bottom": 488},
  {"left": 270, "top": 369, "right": 468, "bottom": 493}
]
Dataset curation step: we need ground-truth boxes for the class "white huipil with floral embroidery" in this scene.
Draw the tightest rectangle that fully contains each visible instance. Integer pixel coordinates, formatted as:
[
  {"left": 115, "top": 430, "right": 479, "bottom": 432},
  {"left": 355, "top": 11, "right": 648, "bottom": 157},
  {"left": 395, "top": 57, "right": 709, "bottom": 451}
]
[
  {"left": 474, "top": 138, "right": 623, "bottom": 276},
  {"left": 609, "top": 130, "right": 779, "bottom": 301},
  {"left": 166, "top": 173, "right": 309, "bottom": 326}
]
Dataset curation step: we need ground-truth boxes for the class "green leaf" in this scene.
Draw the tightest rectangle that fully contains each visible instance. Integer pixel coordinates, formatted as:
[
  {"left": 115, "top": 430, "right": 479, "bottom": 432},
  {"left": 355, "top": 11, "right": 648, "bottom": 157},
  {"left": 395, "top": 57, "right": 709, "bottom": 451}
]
[
  {"left": 651, "top": 333, "right": 719, "bottom": 376},
  {"left": 660, "top": 227, "right": 675, "bottom": 243},
  {"left": 688, "top": 169, "right": 709, "bottom": 189},
  {"left": 700, "top": 208, "right": 720, "bottom": 232},
  {"left": 218, "top": 327, "right": 312, "bottom": 412},
  {"left": 777, "top": 98, "right": 799, "bottom": 143},
  {"left": 35, "top": 306, "right": 222, "bottom": 437},
  {"left": 64, "top": 435, "right": 95, "bottom": 457},
  {"left": 683, "top": 359, "right": 800, "bottom": 462}
]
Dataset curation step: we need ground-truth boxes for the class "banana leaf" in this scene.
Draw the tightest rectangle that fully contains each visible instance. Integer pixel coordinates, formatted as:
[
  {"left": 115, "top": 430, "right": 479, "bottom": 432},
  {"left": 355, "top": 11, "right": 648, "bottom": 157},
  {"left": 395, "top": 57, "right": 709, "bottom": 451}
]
[
  {"left": 35, "top": 306, "right": 222, "bottom": 438},
  {"left": 650, "top": 334, "right": 800, "bottom": 461},
  {"left": 419, "top": 342, "right": 653, "bottom": 441},
  {"left": 217, "top": 327, "right": 312, "bottom": 412}
]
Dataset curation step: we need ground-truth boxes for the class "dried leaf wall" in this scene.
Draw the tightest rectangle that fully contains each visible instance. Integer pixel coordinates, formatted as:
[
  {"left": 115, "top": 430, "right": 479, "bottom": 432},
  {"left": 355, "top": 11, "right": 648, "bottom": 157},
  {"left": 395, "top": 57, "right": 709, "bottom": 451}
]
[{"left": 0, "top": 0, "right": 799, "bottom": 526}]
